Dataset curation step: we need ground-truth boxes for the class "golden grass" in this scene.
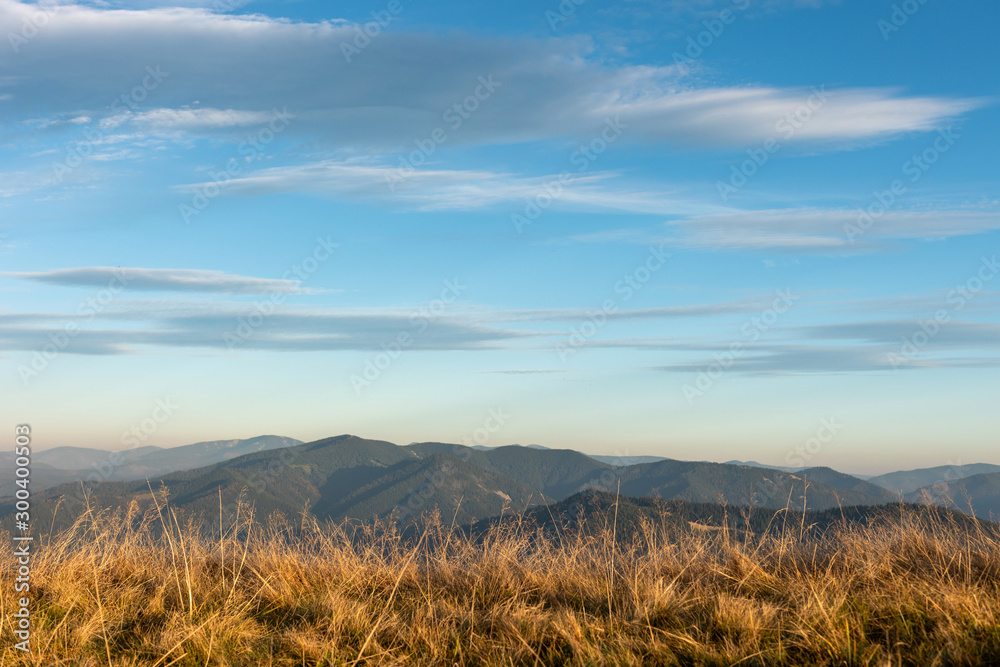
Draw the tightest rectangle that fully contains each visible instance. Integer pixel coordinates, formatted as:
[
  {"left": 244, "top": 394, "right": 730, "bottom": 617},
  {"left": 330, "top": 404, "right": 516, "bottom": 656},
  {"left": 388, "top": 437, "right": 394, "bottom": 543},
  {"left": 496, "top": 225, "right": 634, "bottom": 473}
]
[{"left": 2, "top": 498, "right": 1000, "bottom": 666}]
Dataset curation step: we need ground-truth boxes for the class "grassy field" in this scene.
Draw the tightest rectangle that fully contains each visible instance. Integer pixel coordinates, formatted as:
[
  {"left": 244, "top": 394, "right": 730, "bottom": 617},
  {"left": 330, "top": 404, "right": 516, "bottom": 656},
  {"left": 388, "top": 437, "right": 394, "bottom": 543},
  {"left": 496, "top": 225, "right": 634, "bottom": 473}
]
[{"left": 2, "top": 495, "right": 1000, "bottom": 666}]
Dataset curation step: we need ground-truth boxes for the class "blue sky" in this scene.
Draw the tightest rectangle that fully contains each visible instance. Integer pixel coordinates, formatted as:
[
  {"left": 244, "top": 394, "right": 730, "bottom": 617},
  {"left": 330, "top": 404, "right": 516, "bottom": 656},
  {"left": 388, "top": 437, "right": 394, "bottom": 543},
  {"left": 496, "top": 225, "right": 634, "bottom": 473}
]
[{"left": 1, "top": 0, "right": 997, "bottom": 474}]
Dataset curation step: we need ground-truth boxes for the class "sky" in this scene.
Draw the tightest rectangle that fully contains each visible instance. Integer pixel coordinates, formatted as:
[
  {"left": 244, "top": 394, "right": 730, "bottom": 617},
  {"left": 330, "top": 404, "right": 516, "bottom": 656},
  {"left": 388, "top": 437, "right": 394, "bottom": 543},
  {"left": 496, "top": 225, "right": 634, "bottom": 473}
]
[{"left": 0, "top": 0, "right": 997, "bottom": 475}]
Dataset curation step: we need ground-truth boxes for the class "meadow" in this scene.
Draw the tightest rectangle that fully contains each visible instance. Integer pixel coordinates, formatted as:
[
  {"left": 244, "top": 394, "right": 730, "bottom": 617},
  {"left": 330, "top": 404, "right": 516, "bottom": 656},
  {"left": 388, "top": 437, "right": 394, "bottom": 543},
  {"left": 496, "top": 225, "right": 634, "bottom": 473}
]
[{"left": 2, "top": 496, "right": 1000, "bottom": 666}]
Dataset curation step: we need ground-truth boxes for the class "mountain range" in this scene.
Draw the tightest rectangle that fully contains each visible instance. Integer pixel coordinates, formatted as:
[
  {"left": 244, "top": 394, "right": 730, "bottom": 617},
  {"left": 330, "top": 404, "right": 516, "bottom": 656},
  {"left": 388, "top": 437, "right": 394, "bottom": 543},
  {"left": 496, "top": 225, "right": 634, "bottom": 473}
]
[
  {"left": 0, "top": 435, "right": 301, "bottom": 497},
  {"left": 868, "top": 463, "right": 1000, "bottom": 495},
  {"left": 4, "top": 435, "right": 999, "bottom": 532}
]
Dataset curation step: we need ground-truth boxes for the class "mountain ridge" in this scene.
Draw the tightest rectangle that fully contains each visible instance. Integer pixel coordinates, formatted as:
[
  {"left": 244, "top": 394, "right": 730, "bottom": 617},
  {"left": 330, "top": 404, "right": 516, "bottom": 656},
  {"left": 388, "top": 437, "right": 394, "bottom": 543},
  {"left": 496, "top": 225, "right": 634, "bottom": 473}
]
[{"left": 4, "top": 434, "right": 907, "bottom": 534}]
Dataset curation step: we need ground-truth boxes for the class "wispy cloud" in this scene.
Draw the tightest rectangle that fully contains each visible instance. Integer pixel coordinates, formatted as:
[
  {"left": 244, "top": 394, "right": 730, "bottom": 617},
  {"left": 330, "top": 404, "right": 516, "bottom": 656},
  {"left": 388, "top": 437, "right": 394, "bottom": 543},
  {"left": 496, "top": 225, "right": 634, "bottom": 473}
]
[
  {"left": 128, "top": 108, "right": 278, "bottom": 134},
  {"left": 480, "top": 369, "right": 568, "bottom": 374},
  {"left": 646, "top": 319, "right": 1000, "bottom": 374},
  {"left": 557, "top": 207, "right": 1000, "bottom": 252},
  {"left": 0, "top": 1, "right": 979, "bottom": 152},
  {"left": 0, "top": 309, "right": 534, "bottom": 354},
  {"left": 177, "top": 160, "right": 726, "bottom": 216},
  {"left": 0, "top": 293, "right": 803, "bottom": 355},
  {"left": 492, "top": 298, "right": 778, "bottom": 322},
  {"left": 664, "top": 207, "right": 1000, "bottom": 252},
  {"left": 654, "top": 345, "right": 1000, "bottom": 374},
  {"left": 3, "top": 289, "right": 1000, "bottom": 375},
  {"left": 3, "top": 267, "right": 320, "bottom": 294},
  {"left": 597, "top": 86, "right": 980, "bottom": 147},
  {"left": 803, "top": 320, "right": 1000, "bottom": 347}
]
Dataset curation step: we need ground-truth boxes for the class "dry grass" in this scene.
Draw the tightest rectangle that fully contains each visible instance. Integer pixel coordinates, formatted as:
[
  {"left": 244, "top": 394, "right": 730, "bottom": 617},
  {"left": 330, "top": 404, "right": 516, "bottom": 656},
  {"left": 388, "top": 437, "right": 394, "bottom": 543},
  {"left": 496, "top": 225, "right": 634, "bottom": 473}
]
[{"left": 2, "top": 496, "right": 1000, "bottom": 666}]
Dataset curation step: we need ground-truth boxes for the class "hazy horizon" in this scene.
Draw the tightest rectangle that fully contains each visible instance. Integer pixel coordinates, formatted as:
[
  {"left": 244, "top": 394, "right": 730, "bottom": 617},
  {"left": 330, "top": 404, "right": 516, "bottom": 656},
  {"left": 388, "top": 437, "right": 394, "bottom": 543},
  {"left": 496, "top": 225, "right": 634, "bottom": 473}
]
[{"left": 21, "top": 430, "right": 995, "bottom": 478}]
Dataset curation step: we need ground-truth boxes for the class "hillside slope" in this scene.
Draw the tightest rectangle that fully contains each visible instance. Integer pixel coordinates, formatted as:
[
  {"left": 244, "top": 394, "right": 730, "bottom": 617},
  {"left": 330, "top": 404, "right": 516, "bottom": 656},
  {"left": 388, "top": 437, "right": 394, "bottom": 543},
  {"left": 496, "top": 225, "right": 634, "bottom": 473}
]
[
  {"left": 408, "top": 442, "right": 612, "bottom": 498},
  {"left": 906, "top": 471, "right": 1000, "bottom": 519},
  {"left": 871, "top": 463, "right": 1000, "bottom": 495},
  {"left": 604, "top": 460, "right": 895, "bottom": 511},
  {"left": 469, "top": 490, "right": 996, "bottom": 543}
]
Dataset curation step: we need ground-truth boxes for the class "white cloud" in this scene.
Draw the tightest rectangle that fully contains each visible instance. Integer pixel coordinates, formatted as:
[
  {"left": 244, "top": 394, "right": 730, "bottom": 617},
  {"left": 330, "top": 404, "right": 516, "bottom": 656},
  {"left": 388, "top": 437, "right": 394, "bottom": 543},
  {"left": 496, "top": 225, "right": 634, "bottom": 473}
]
[
  {"left": 599, "top": 86, "right": 979, "bottom": 146},
  {"left": 0, "top": 1, "right": 979, "bottom": 151},
  {"left": 128, "top": 107, "right": 276, "bottom": 134}
]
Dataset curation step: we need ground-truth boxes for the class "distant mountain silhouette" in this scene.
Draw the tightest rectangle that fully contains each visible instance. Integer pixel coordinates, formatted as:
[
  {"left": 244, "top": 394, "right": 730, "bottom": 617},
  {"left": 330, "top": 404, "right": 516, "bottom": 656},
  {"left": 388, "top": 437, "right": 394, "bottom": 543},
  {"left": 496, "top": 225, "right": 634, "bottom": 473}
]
[
  {"left": 0, "top": 435, "right": 301, "bottom": 497},
  {"left": 4, "top": 435, "right": 909, "bottom": 533},
  {"left": 870, "top": 463, "right": 1000, "bottom": 495},
  {"left": 906, "top": 472, "right": 1000, "bottom": 519}
]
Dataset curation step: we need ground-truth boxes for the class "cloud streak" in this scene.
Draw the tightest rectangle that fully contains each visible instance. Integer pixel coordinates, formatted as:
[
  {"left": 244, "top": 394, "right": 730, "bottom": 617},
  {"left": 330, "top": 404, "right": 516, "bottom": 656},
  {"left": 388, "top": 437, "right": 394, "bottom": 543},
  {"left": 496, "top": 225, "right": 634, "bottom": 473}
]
[
  {"left": 177, "top": 160, "right": 727, "bottom": 215},
  {"left": 664, "top": 208, "right": 1000, "bottom": 252},
  {"left": 0, "top": 294, "right": 806, "bottom": 355},
  {"left": 3, "top": 267, "right": 318, "bottom": 294},
  {"left": 654, "top": 345, "right": 1000, "bottom": 374},
  {"left": 647, "top": 319, "right": 1000, "bottom": 374},
  {"left": 4, "top": 291, "right": 1000, "bottom": 376}
]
